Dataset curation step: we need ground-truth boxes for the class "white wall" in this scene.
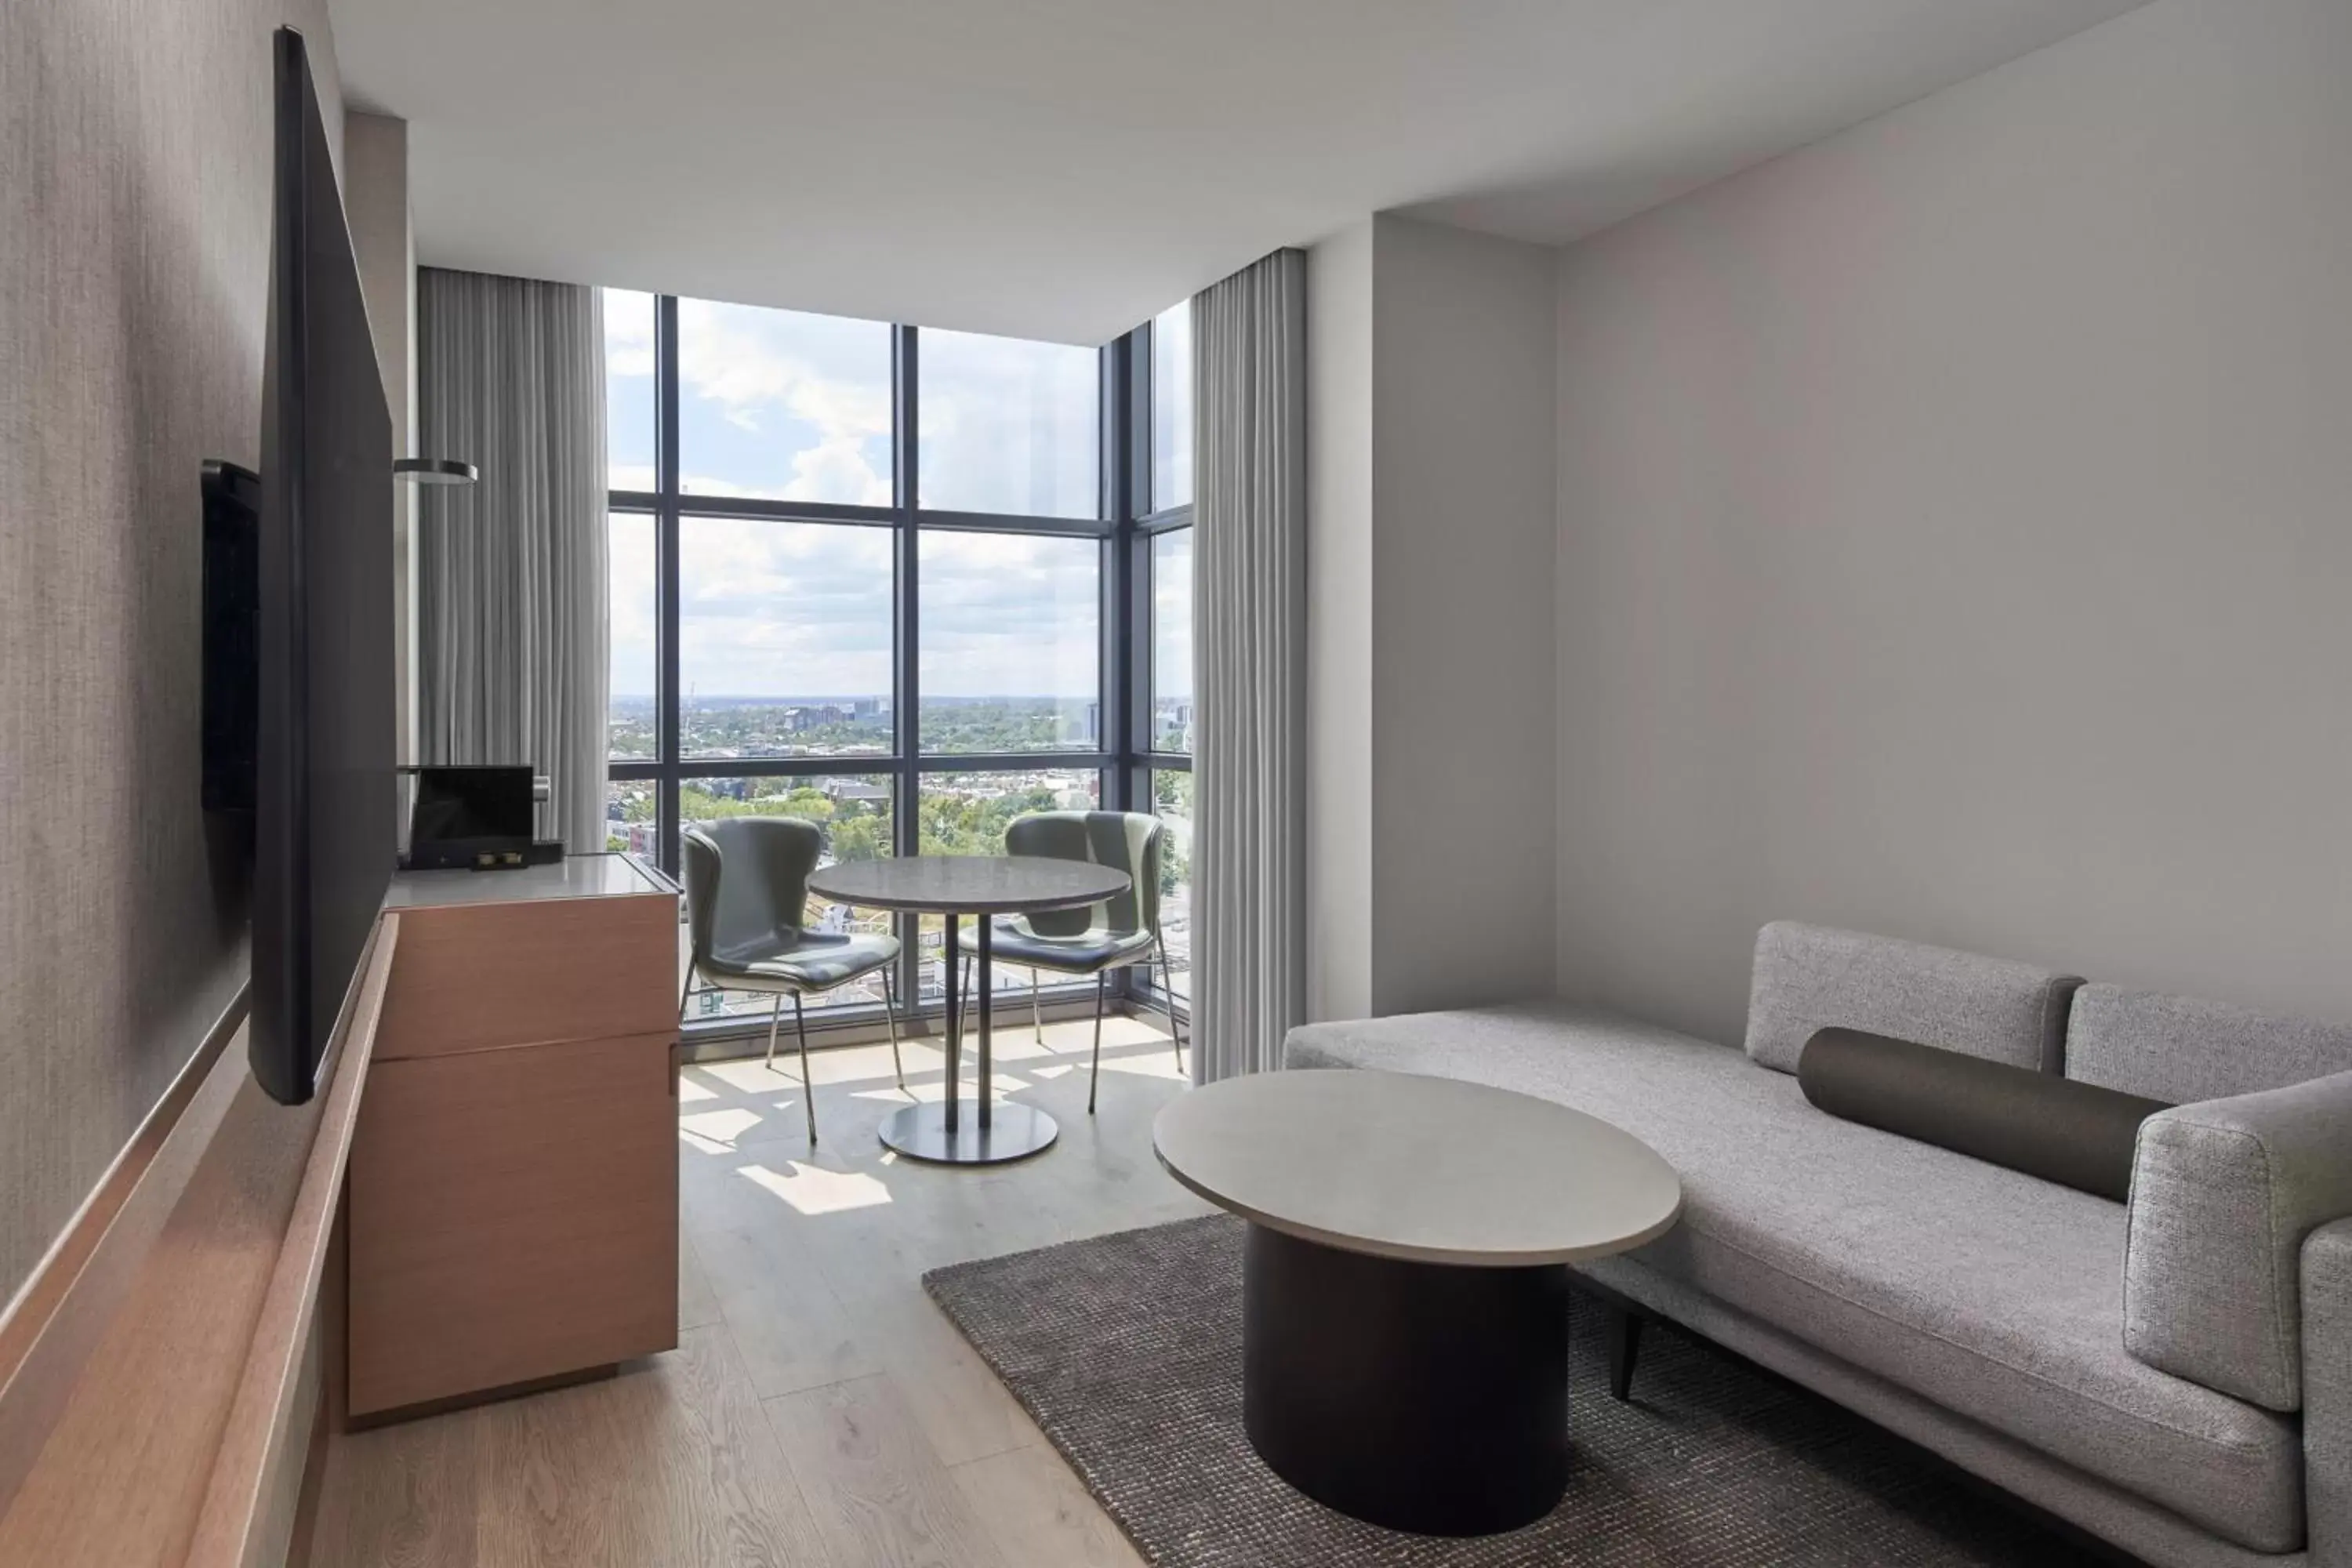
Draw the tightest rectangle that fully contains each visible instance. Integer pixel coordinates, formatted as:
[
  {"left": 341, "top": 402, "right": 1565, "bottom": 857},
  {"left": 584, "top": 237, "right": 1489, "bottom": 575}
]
[
  {"left": 0, "top": 0, "right": 343, "bottom": 1303},
  {"left": 1307, "top": 215, "right": 1559, "bottom": 1020},
  {"left": 1553, "top": 0, "right": 2352, "bottom": 1047},
  {"left": 1370, "top": 216, "right": 1558, "bottom": 1014}
]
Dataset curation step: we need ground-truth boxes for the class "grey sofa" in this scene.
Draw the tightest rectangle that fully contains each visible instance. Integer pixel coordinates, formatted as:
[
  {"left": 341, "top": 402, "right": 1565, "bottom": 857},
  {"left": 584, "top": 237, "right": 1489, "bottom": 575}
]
[{"left": 1283, "top": 921, "right": 2352, "bottom": 1567}]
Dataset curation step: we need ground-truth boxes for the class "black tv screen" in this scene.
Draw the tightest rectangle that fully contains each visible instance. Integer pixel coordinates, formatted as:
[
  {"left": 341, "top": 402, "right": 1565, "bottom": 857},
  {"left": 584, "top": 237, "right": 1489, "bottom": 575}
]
[{"left": 252, "top": 26, "right": 394, "bottom": 1105}]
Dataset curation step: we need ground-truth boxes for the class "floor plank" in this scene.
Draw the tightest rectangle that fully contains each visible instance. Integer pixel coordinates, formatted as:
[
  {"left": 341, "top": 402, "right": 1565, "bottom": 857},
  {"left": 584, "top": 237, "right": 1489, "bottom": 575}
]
[
  {"left": 318, "top": 1018, "right": 1189, "bottom": 1566},
  {"left": 953, "top": 1445, "right": 1147, "bottom": 1568},
  {"left": 836, "top": 1286, "right": 1041, "bottom": 1468},
  {"left": 310, "top": 1400, "right": 482, "bottom": 1568},
  {"left": 476, "top": 1324, "right": 832, "bottom": 1568},
  {"left": 691, "top": 1220, "right": 884, "bottom": 1399},
  {"left": 677, "top": 1231, "right": 723, "bottom": 1331},
  {"left": 763, "top": 1374, "right": 1007, "bottom": 1568}
]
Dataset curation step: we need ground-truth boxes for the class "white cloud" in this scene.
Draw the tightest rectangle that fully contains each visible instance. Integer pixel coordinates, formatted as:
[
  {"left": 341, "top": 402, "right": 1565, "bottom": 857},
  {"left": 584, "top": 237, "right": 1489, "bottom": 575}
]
[
  {"left": 918, "top": 328, "right": 1096, "bottom": 517},
  {"left": 608, "top": 513, "right": 658, "bottom": 697},
  {"left": 677, "top": 517, "right": 893, "bottom": 697},
  {"left": 787, "top": 437, "right": 891, "bottom": 507},
  {"left": 1151, "top": 529, "right": 1193, "bottom": 699},
  {"left": 917, "top": 531, "right": 1099, "bottom": 699},
  {"left": 1150, "top": 300, "right": 1193, "bottom": 510},
  {"left": 599, "top": 296, "right": 1164, "bottom": 702},
  {"left": 603, "top": 289, "right": 656, "bottom": 376},
  {"left": 677, "top": 298, "right": 893, "bottom": 506}
]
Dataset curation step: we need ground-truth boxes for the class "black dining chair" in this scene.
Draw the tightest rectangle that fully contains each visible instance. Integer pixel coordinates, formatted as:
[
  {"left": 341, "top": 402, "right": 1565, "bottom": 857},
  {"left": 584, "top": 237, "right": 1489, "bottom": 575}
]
[
  {"left": 982, "top": 810, "right": 1185, "bottom": 1114},
  {"left": 681, "top": 817, "right": 904, "bottom": 1144}
]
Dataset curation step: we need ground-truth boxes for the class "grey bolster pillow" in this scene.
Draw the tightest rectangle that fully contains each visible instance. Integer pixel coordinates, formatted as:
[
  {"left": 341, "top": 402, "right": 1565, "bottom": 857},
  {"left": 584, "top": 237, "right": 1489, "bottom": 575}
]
[{"left": 1797, "top": 1027, "right": 2169, "bottom": 1201}]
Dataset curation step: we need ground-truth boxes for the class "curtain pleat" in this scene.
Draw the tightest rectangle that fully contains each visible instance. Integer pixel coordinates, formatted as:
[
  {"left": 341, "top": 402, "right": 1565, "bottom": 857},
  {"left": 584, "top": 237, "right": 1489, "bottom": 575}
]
[
  {"left": 416, "top": 268, "right": 607, "bottom": 851},
  {"left": 1193, "top": 249, "right": 1308, "bottom": 1082}
]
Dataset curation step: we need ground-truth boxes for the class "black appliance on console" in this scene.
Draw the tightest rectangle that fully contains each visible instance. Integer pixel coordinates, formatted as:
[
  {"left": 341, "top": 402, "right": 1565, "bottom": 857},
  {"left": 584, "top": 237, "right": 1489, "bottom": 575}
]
[{"left": 401, "top": 764, "right": 564, "bottom": 871}]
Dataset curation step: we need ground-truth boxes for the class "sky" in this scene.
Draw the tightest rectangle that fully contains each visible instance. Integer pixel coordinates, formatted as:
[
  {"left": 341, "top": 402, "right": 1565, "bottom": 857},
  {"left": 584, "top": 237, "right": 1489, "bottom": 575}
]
[{"left": 604, "top": 290, "right": 1193, "bottom": 704}]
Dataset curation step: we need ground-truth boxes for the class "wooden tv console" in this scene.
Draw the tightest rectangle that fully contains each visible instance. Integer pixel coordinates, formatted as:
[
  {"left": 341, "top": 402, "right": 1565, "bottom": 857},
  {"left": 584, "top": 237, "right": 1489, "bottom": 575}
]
[
  {"left": 350, "top": 855, "right": 681, "bottom": 1421},
  {"left": 0, "top": 852, "right": 681, "bottom": 1565}
]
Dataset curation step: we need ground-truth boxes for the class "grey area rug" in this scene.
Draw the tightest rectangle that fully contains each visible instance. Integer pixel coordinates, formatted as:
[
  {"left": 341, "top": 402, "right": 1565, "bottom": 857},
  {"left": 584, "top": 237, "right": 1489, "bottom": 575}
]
[{"left": 924, "top": 1215, "right": 2114, "bottom": 1567}]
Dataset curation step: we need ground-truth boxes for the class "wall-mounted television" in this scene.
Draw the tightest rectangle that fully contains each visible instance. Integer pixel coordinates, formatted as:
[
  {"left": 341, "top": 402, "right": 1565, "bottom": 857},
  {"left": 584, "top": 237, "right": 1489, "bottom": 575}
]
[{"left": 239, "top": 26, "right": 395, "bottom": 1105}]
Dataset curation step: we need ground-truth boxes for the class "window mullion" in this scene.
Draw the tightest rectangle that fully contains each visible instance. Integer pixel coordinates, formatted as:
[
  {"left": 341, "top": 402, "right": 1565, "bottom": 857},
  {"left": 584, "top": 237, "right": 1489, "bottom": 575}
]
[
  {"left": 892, "top": 325, "right": 922, "bottom": 1006},
  {"left": 655, "top": 292, "right": 683, "bottom": 873}
]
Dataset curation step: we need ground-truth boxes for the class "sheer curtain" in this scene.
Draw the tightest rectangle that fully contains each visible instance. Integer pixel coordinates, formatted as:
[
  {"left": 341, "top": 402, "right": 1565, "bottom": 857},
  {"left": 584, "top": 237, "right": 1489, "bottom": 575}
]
[
  {"left": 1192, "top": 249, "right": 1308, "bottom": 1082},
  {"left": 415, "top": 268, "right": 607, "bottom": 851}
]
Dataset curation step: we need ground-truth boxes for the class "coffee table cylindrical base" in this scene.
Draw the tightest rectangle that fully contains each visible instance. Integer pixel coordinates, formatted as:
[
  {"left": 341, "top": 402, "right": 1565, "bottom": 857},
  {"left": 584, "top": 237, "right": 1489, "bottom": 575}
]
[{"left": 1242, "top": 1223, "right": 1570, "bottom": 1537}]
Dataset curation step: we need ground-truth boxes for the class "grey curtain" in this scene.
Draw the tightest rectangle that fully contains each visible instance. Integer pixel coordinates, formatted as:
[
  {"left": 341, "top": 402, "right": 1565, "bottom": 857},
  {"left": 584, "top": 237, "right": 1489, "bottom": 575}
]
[
  {"left": 1192, "top": 249, "right": 1308, "bottom": 1082},
  {"left": 416, "top": 268, "right": 607, "bottom": 851}
]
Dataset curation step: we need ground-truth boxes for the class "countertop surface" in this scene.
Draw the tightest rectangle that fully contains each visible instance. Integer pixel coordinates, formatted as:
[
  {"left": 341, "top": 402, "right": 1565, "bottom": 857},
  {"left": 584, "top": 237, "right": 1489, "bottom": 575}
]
[{"left": 386, "top": 853, "right": 677, "bottom": 910}]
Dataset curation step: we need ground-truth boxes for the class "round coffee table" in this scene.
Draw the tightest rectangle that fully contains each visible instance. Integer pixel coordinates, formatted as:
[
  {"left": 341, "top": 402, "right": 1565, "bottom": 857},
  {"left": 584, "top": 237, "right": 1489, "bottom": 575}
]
[
  {"left": 1152, "top": 1068, "right": 1682, "bottom": 1536},
  {"left": 810, "top": 855, "right": 1130, "bottom": 1166}
]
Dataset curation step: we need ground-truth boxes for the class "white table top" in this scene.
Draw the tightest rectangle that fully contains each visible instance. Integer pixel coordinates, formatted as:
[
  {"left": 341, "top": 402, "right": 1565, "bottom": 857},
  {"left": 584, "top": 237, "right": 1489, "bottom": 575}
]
[
  {"left": 808, "top": 854, "right": 1131, "bottom": 915},
  {"left": 1152, "top": 1069, "right": 1683, "bottom": 1268},
  {"left": 385, "top": 852, "right": 675, "bottom": 910}
]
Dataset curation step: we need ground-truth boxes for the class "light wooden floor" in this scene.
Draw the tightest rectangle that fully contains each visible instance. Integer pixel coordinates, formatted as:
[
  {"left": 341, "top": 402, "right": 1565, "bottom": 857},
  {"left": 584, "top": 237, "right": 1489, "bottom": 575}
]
[{"left": 310, "top": 1014, "right": 1212, "bottom": 1567}]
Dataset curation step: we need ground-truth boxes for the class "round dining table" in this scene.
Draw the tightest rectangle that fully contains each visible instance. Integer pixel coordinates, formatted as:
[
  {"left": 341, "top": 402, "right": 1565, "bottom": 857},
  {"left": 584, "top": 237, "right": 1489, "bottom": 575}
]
[{"left": 808, "top": 855, "right": 1132, "bottom": 1165}]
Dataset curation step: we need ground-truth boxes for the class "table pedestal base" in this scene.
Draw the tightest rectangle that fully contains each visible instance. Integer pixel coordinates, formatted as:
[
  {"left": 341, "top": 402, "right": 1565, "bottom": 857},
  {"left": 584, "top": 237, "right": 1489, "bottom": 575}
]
[
  {"left": 878, "top": 1101, "right": 1058, "bottom": 1166},
  {"left": 1242, "top": 1222, "right": 1570, "bottom": 1536}
]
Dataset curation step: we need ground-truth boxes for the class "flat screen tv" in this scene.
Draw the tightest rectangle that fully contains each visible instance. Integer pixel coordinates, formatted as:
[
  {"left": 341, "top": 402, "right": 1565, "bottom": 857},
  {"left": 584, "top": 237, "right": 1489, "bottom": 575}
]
[{"left": 250, "top": 26, "right": 395, "bottom": 1104}]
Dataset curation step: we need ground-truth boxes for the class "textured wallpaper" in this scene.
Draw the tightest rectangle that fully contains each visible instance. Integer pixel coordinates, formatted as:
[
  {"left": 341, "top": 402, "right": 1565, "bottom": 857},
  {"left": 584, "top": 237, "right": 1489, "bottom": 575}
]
[{"left": 0, "top": 0, "right": 343, "bottom": 1304}]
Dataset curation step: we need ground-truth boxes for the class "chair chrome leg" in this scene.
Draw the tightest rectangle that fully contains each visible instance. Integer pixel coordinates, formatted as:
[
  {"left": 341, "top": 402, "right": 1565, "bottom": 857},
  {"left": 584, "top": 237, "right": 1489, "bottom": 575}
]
[
  {"left": 1087, "top": 972, "right": 1106, "bottom": 1115},
  {"left": 882, "top": 969, "right": 906, "bottom": 1091},
  {"left": 1157, "top": 936, "right": 1185, "bottom": 1069},
  {"left": 764, "top": 993, "right": 783, "bottom": 1069},
  {"left": 1031, "top": 967, "right": 1044, "bottom": 1047},
  {"left": 794, "top": 993, "right": 815, "bottom": 1145}
]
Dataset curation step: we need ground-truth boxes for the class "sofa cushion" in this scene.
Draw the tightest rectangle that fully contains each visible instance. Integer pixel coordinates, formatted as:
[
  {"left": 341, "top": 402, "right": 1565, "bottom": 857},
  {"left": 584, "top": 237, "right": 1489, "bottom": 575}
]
[
  {"left": 2067, "top": 982, "right": 2352, "bottom": 1105},
  {"left": 1798, "top": 1027, "right": 2164, "bottom": 1202},
  {"left": 1744, "top": 921, "right": 2080, "bottom": 1076},
  {"left": 1286, "top": 1005, "right": 2304, "bottom": 1552},
  {"left": 2125, "top": 1071, "right": 2352, "bottom": 1412}
]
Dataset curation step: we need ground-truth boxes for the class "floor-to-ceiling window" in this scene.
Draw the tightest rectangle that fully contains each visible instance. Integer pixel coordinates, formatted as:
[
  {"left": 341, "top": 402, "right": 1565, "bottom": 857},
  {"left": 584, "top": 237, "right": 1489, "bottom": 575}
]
[
  {"left": 1134, "top": 300, "right": 1193, "bottom": 1007},
  {"left": 604, "top": 289, "right": 1191, "bottom": 1035}
]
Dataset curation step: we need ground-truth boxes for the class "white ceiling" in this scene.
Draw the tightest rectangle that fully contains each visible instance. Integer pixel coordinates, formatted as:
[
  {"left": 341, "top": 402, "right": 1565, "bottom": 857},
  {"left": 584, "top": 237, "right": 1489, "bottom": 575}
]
[{"left": 332, "top": 0, "right": 2145, "bottom": 345}]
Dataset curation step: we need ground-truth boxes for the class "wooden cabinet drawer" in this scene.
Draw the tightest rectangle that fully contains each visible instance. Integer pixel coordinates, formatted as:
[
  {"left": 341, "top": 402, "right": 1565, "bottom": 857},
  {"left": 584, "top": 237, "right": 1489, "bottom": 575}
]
[
  {"left": 347, "top": 1031, "right": 679, "bottom": 1417},
  {"left": 373, "top": 893, "right": 677, "bottom": 1060}
]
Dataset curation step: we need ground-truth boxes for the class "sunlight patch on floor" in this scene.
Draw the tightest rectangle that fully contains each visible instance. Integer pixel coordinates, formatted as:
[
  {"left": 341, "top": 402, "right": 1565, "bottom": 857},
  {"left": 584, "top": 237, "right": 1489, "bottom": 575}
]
[
  {"left": 735, "top": 1160, "right": 894, "bottom": 1215},
  {"left": 677, "top": 1106, "right": 767, "bottom": 1152}
]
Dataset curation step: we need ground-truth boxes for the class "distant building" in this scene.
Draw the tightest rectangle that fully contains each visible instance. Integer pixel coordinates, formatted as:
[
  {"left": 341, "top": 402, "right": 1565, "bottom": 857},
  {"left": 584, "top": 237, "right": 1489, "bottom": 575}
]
[
  {"left": 825, "top": 779, "right": 889, "bottom": 805},
  {"left": 781, "top": 703, "right": 855, "bottom": 732},
  {"left": 1154, "top": 699, "right": 1193, "bottom": 749}
]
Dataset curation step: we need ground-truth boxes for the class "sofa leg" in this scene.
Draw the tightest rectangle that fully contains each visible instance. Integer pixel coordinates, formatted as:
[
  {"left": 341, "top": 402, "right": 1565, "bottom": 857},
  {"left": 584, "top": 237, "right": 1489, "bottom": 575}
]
[{"left": 1606, "top": 1305, "right": 1643, "bottom": 1403}]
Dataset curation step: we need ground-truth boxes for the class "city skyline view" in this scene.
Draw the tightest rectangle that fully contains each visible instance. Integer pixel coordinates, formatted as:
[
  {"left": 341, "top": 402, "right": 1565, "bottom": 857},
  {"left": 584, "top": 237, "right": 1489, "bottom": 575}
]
[
  {"left": 605, "top": 290, "right": 1191, "bottom": 714},
  {"left": 601, "top": 289, "right": 1197, "bottom": 1014}
]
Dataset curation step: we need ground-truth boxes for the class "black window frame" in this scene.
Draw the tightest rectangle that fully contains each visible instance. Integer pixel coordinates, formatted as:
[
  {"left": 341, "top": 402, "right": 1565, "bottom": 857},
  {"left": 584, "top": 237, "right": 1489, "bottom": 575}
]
[{"left": 605, "top": 295, "right": 1189, "bottom": 1040}]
